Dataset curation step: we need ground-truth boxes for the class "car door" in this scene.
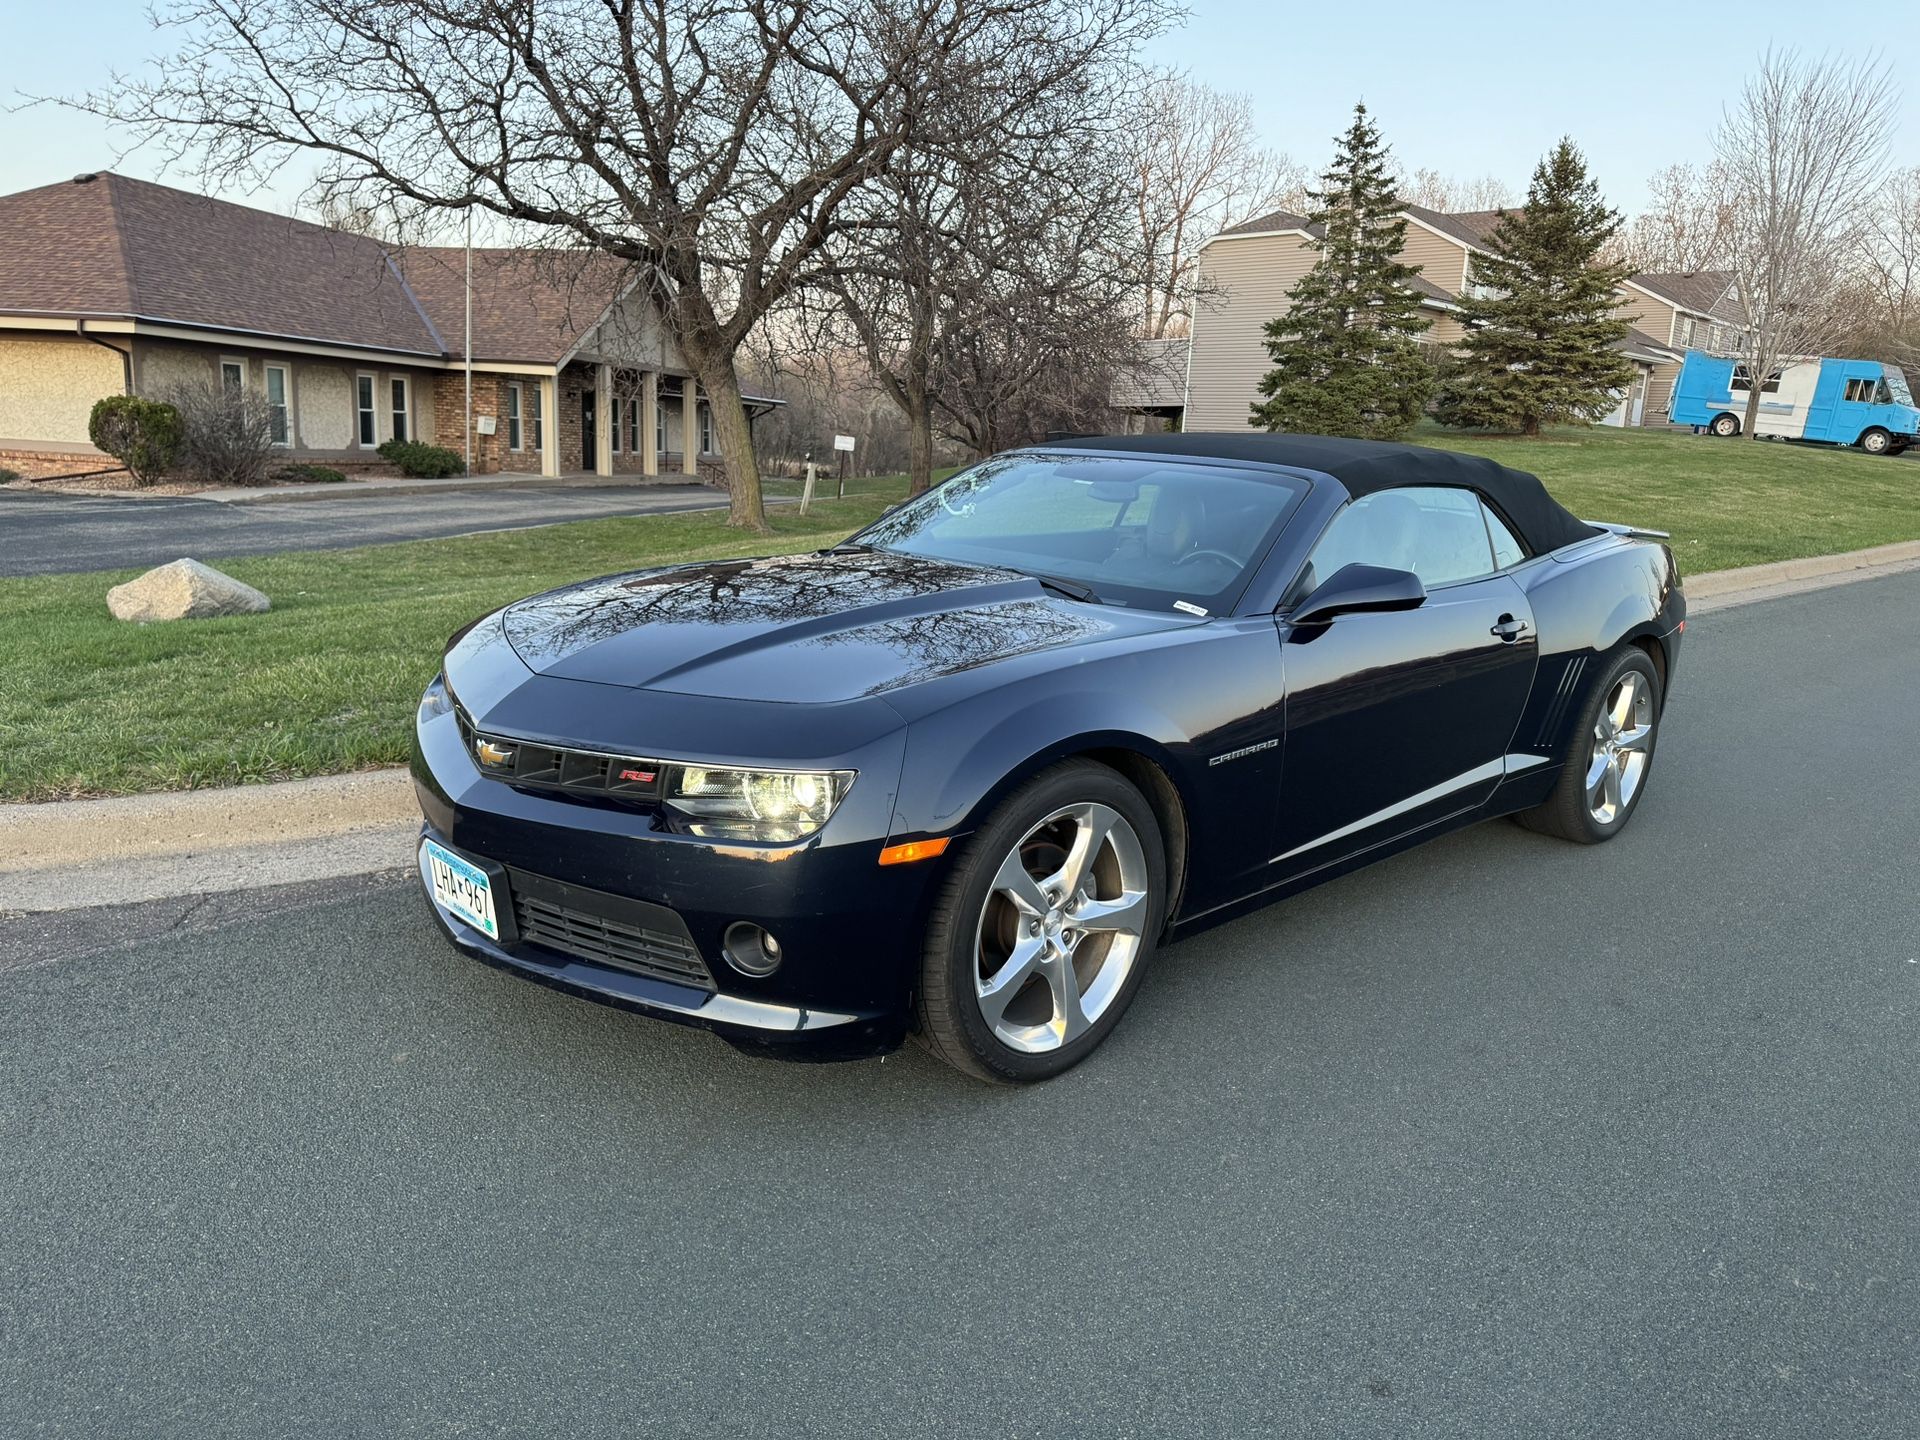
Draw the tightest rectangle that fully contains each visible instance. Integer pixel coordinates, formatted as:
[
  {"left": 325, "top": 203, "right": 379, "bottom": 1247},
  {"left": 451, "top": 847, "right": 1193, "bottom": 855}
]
[{"left": 1270, "top": 486, "right": 1538, "bottom": 878}]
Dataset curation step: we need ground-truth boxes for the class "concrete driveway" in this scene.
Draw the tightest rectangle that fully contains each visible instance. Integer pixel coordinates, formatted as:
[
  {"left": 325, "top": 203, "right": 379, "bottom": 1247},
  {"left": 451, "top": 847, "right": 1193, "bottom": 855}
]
[
  {"left": 0, "top": 482, "right": 743, "bottom": 578},
  {"left": 3, "top": 571, "right": 1916, "bottom": 1438}
]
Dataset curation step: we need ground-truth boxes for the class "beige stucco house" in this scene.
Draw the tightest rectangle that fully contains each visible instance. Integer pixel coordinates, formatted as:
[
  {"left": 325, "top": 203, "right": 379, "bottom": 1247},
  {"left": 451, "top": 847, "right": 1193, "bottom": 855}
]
[
  {"left": 1183, "top": 202, "right": 1699, "bottom": 434},
  {"left": 0, "top": 172, "right": 777, "bottom": 480}
]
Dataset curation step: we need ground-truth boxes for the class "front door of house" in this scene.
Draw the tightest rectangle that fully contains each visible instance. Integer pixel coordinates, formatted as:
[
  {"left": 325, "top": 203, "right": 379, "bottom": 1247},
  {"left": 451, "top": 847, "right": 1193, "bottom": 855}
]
[{"left": 580, "top": 390, "right": 597, "bottom": 469}]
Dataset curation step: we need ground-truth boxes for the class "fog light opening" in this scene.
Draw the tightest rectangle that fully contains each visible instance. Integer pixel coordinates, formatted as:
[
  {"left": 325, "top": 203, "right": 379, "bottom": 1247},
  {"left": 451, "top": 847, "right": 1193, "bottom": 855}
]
[{"left": 722, "top": 922, "right": 783, "bottom": 977}]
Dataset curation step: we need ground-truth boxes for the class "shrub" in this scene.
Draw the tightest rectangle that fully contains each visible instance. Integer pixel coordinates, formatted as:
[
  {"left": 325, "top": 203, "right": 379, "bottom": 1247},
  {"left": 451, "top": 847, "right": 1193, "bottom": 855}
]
[
  {"left": 166, "top": 380, "right": 279, "bottom": 487},
  {"left": 87, "top": 395, "right": 184, "bottom": 486},
  {"left": 377, "top": 439, "right": 465, "bottom": 478},
  {"left": 274, "top": 463, "right": 348, "bottom": 484},
  {"left": 0, "top": 467, "right": 18, "bottom": 484}
]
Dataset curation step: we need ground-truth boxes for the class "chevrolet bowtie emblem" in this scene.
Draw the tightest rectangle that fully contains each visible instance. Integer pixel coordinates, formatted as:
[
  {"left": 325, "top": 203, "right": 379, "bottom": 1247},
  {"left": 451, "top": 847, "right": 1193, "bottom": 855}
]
[{"left": 474, "top": 738, "right": 516, "bottom": 768}]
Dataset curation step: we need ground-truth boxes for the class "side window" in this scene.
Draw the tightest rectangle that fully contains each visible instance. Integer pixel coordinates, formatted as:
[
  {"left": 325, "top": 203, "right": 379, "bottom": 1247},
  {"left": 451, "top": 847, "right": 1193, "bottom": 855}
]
[
  {"left": 1298, "top": 486, "right": 1498, "bottom": 596},
  {"left": 1482, "top": 505, "right": 1526, "bottom": 570},
  {"left": 1844, "top": 377, "right": 1873, "bottom": 403}
]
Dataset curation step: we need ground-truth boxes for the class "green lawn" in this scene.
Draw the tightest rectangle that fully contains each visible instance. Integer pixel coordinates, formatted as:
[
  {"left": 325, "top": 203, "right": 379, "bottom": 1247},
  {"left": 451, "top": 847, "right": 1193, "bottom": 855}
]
[
  {"left": 0, "top": 490, "right": 906, "bottom": 802},
  {"left": 1, "top": 428, "right": 1914, "bottom": 801}
]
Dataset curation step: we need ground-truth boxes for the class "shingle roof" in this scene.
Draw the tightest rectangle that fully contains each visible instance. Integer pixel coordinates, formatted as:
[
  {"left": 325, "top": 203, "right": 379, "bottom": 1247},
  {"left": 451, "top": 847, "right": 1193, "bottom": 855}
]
[
  {"left": 0, "top": 173, "right": 628, "bottom": 364},
  {"left": 1216, "top": 207, "right": 1318, "bottom": 239},
  {"left": 1402, "top": 204, "right": 1511, "bottom": 250},
  {"left": 1618, "top": 325, "right": 1681, "bottom": 362},
  {"left": 395, "top": 248, "right": 626, "bottom": 365},
  {"left": 1628, "top": 270, "right": 1736, "bottom": 320}
]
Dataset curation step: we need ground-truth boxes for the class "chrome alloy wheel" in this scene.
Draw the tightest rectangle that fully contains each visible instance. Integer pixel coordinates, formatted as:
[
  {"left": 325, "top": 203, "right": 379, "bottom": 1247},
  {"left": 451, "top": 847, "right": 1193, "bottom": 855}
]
[
  {"left": 973, "top": 802, "right": 1150, "bottom": 1053},
  {"left": 1586, "top": 670, "right": 1654, "bottom": 826}
]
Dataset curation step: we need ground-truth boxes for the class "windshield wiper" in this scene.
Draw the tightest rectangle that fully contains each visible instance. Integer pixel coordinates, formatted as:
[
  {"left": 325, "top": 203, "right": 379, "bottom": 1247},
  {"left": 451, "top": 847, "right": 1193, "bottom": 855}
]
[
  {"left": 821, "top": 541, "right": 874, "bottom": 555},
  {"left": 1029, "top": 572, "right": 1101, "bottom": 605}
]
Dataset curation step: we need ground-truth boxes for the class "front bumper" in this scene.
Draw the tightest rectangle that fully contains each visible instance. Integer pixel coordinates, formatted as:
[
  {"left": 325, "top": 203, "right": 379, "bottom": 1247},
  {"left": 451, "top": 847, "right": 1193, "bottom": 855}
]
[{"left": 411, "top": 671, "right": 935, "bottom": 1060}]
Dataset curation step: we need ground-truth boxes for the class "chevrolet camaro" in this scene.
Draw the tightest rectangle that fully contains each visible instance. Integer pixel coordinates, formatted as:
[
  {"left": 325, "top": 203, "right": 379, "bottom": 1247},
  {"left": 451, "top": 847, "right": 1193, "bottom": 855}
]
[{"left": 413, "top": 433, "right": 1684, "bottom": 1082}]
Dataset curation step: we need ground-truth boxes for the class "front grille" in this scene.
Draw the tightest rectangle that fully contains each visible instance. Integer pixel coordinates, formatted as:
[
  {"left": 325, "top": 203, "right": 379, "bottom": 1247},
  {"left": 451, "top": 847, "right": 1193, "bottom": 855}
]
[
  {"left": 460, "top": 711, "right": 665, "bottom": 806},
  {"left": 505, "top": 867, "right": 714, "bottom": 992}
]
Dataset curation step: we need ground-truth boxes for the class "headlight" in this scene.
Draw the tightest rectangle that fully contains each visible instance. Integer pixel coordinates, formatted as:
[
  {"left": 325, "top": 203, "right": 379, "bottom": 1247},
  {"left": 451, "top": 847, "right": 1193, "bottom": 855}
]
[
  {"left": 663, "top": 765, "right": 854, "bottom": 842},
  {"left": 417, "top": 672, "right": 456, "bottom": 724}
]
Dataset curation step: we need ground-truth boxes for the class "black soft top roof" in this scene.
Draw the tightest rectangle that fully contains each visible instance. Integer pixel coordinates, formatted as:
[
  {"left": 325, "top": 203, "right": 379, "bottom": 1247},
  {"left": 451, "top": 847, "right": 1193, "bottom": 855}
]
[{"left": 1035, "top": 432, "right": 1600, "bottom": 555}]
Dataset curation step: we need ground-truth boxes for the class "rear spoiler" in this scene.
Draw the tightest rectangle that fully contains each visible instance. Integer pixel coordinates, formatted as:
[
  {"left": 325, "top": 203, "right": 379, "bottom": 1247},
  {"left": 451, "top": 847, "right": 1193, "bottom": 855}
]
[{"left": 1587, "top": 520, "right": 1671, "bottom": 541}]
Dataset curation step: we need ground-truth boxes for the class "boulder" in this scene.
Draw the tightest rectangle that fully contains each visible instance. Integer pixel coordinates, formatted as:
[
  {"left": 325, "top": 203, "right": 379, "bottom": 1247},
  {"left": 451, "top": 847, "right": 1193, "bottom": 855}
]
[{"left": 107, "top": 558, "right": 271, "bottom": 622}]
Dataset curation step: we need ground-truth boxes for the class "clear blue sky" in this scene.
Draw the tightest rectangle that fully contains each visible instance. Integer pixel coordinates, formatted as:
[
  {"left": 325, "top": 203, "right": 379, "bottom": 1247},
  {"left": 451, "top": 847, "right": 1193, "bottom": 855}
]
[{"left": 4, "top": 0, "right": 1914, "bottom": 217}]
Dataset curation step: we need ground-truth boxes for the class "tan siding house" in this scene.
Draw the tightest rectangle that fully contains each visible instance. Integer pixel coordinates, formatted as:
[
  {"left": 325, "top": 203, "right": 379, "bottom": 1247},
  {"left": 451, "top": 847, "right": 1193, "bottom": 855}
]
[
  {"left": 0, "top": 172, "right": 780, "bottom": 481},
  {"left": 1184, "top": 201, "right": 1689, "bottom": 434}
]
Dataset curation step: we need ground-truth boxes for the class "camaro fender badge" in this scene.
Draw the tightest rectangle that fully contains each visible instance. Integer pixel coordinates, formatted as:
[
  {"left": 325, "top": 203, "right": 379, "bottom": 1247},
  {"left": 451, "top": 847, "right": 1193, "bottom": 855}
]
[
  {"left": 474, "top": 737, "right": 516, "bottom": 768},
  {"left": 1209, "top": 738, "right": 1278, "bottom": 767}
]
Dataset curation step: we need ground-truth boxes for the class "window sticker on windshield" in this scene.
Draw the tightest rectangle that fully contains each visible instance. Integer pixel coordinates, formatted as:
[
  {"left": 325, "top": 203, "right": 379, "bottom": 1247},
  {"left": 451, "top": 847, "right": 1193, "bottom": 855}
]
[{"left": 1174, "top": 600, "right": 1208, "bottom": 617}]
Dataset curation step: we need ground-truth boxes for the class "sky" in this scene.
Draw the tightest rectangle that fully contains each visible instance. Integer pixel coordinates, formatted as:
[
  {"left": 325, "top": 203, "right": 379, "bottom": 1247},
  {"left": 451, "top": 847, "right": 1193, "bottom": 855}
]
[{"left": 3, "top": 0, "right": 1914, "bottom": 220}]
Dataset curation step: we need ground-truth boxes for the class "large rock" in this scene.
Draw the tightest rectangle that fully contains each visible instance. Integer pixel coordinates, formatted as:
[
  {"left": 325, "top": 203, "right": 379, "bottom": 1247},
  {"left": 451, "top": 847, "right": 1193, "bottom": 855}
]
[{"left": 107, "top": 558, "right": 271, "bottom": 622}]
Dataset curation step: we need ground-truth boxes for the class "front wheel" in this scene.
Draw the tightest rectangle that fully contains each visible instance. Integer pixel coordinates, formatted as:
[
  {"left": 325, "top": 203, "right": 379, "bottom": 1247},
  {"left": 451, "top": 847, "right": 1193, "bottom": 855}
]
[
  {"left": 1860, "top": 427, "right": 1893, "bottom": 456},
  {"left": 915, "top": 760, "right": 1166, "bottom": 1083},
  {"left": 1516, "top": 647, "right": 1663, "bottom": 844},
  {"left": 1709, "top": 413, "right": 1740, "bottom": 437}
]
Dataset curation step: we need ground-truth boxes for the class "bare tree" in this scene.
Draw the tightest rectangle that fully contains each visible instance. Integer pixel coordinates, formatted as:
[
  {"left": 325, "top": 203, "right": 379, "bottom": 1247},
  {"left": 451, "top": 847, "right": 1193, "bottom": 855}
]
[
  {"left": 820, "top": 18, "right": 1154, "bottom": 494},
  {"left": 1621, "top": 162, "right": 1735, "bottom": 272},
  {"left": 1129, "top": 72, "right": 1307, "bottom": 339},
  {"left": 1713, "top": 50, "right": 1897, "bottom": 438},
  {"left": 1397, "top": 167, "right": 1515, "bottom": 213},
  {"left": 1834, "top": 165, "right": 1920, "bottom": 367},
  {"left": 72, "top": 0, "right": 1156, "bottom": 531}
]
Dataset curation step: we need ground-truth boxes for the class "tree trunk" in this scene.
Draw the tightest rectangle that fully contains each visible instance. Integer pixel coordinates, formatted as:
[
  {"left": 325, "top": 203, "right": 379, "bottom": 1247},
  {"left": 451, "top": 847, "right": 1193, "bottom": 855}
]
[
  {"left": 1742, "top": 377, "right": 1764, "bottom": 440},
  {"left": 694, "top": 361, "right": 769, "bottom": 531},
  {"left": 906, "top": 385, "right": 934, "bottom": 496}
]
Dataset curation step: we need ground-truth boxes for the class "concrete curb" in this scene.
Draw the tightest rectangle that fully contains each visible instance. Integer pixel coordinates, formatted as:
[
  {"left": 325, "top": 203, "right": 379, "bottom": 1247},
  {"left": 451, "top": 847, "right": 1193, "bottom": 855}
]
[
  {"left": 4, "top": 538, "right": 1919, "bottom": 911},
  {"left": 200, "top": 474, "right": 724, "bottom": 505}
]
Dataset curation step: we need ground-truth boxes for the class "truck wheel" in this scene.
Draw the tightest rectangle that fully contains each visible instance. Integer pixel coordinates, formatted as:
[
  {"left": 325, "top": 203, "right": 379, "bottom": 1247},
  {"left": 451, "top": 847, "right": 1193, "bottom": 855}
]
[
  {"left": 1709, "top": 413, "right": 1740, "bottom": 437},
  {"left": 1860, "top": 427, "right": 1893, "bottom": 456}
]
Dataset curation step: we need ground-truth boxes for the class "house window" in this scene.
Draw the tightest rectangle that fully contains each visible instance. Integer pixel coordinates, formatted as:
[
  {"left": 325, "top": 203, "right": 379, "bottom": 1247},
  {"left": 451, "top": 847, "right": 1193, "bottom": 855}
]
[
  {"left": 1679, "top": 317, "right": 1697, "bottom": 347},
  {"left": 390, "top": 377, "right": 410, "bottom": 442},
  {"left": 220, "top": 357, "right": 246, "bottom": 393},
  {"left": 506, "top": 384, "right": 523, "bottom": 450},
  {"left": 699, "top": 403, "right": 713, "bottom": 454},
  {"left": 356, "top": 375, "right": 376, "bottom": 446},
  {"left": 609, "top": 394, "right": 621, "bottom": 453},
  {"left": 628, "top": 399, "right": 641, "bottom": 454},
  {"left": 530, "top": 385, "right": 543, "bottom": 451},
  {"left": 264, "top": 365, "right": 290, "bottom": 446},
  {"left": 656, "top": 400, "right": 668, "bottom": 455}
]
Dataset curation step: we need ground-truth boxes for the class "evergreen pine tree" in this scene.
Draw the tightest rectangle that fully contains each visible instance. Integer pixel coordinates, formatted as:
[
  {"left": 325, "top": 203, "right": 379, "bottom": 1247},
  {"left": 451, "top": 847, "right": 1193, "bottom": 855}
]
[
  {"left": 1434, "top": 139, "right": 1637, "bottom": 435},
  {"left": 1251, "top": 104, "right": 1434, "bottom": 440}
]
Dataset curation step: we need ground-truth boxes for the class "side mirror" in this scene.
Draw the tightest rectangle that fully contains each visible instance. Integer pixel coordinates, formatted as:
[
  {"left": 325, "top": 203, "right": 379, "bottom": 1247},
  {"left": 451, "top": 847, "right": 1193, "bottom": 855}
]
[{"left": 1290, "top": 563, "right": 1426, "bottom": 625}]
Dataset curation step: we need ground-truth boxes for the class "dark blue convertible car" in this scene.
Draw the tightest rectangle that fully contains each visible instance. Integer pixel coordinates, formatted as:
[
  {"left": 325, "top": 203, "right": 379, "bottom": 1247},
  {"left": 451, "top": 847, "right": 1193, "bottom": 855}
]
[{"left": 413, "top": 433, "right": 1684, "bottom": 1082}]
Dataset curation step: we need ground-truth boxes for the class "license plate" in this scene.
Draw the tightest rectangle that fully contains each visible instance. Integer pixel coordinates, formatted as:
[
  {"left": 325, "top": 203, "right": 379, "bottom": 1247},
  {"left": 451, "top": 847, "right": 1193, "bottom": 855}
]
[{"left": 423, "top": 839, "right": 500, "bottom": 940}]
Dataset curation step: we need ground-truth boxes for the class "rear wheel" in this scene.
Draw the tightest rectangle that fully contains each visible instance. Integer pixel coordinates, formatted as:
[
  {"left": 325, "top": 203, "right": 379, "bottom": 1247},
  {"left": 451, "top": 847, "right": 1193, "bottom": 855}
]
[
  {"left": 1709, "top": 412, "right": 1740, "bottom": 437},
  {"left": 915, "top": 760, "right": 1166, "bottom": 1083},
  {"left": 1517, "top": 647, "right": 1662, "bottom": 844},
  {"left": 1860, "top": 427, "right": 1893, "bottom": 456}
]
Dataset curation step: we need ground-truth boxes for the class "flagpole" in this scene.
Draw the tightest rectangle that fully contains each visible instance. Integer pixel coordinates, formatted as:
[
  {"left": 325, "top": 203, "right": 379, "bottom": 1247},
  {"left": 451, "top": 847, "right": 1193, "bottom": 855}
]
[{"left": 463, "top": 208, "right": 473, "bottom": 475}]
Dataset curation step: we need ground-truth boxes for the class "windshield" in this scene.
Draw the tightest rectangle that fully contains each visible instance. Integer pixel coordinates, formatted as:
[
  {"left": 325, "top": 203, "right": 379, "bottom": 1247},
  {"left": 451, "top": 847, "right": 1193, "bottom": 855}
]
[
  {"left": 854, "top": 453, "right": 1309, "bottom": 614},
  {"left": 1885, "top": 367, "right": 1913, "bottom": 407}
]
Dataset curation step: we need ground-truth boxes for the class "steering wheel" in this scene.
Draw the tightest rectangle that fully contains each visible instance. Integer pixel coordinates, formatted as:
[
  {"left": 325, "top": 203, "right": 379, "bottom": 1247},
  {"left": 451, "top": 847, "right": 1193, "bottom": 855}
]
[{"left": 1176, "top": 547, "right": 1239, "bottom": 568}]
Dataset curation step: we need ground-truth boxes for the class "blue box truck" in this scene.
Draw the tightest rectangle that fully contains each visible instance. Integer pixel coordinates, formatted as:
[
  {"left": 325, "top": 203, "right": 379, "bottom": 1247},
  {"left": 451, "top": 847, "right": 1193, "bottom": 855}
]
[{"left": 1669, "top": 350, "right": 1917, "bottom": 455}]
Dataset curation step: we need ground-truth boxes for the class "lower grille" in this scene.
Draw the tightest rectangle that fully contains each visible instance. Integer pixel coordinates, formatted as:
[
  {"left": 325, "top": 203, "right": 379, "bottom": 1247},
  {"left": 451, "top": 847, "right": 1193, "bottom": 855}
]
[{"left": 505, "top": 870, "right": 714, "bottom": 991}]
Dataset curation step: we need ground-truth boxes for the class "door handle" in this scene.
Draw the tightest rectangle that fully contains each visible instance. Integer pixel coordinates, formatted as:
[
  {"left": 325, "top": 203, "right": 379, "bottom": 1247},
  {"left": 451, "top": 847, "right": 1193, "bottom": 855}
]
[{"left": 1490, "top": 615, "right": 1528, "bottom": 642}]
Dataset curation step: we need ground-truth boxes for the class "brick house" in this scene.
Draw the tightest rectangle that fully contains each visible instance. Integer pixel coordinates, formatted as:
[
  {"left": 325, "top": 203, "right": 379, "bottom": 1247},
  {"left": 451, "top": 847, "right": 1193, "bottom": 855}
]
[
  {"left": 0, "top": 172, "right": 778, "bottom": 481},
  {"left": 1182, "top": 202, "right": 1701, "bottom": 433}
]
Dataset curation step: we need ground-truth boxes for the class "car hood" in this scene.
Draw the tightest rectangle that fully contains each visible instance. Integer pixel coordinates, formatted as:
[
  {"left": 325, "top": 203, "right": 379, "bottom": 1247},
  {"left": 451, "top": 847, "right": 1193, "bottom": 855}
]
[{"left": 499, "top": 549, "right": 1183, "bottom": 703}]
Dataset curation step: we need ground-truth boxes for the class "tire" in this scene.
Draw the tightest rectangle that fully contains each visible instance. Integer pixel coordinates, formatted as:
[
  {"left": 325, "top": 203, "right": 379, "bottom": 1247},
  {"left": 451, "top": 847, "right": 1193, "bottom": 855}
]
[
  {"left": 1860, "top": 427, "right": 1893, "bottom": 456},
  {"left": 1516, "top": 646, "right": 1663, "bottom": 845},
  {"left": 915, "top": 759, "right": 1167, "bottom": 1083},
  {"left": 1709, "top": 413, "right": 1740, "bottom": 437}
]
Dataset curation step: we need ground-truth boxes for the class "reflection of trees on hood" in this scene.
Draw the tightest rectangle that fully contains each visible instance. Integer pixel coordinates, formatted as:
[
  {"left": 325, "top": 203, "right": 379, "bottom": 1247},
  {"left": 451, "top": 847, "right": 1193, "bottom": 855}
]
[
  {"left": 808, "top": 600, "right": 1113, "bottom": 697},
  {"left": 504, "top": 551, "right": 1018, "bottom": 662}
]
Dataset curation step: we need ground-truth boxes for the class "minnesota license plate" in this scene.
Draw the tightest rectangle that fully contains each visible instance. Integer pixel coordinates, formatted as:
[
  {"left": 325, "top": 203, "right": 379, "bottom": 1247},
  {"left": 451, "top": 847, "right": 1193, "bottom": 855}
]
[{"left": 422, "top": 839, "right": 500, "bottom": 940}]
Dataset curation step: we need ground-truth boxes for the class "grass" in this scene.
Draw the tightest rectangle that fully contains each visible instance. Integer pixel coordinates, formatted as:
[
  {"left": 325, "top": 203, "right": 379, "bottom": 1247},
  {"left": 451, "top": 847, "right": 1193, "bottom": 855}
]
[
  {"left": 0, "top": 487, "right": 906, "bottom": 802},
  {"left": 2, "top": 428, "right": 1914, "bottom": 802},
  {"left": 1416, "top": 423, "right": 1919, "bottom": 574}
]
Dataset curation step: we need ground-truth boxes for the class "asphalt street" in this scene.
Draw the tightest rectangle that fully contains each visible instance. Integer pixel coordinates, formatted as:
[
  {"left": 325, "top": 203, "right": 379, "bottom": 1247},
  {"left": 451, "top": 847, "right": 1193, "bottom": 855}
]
[
  {"left": 0, "top": 483, "right": 739, "bottom": 577},
  {"left": 3, "top": 571, "right": 1917, "bottom": 1438}
]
